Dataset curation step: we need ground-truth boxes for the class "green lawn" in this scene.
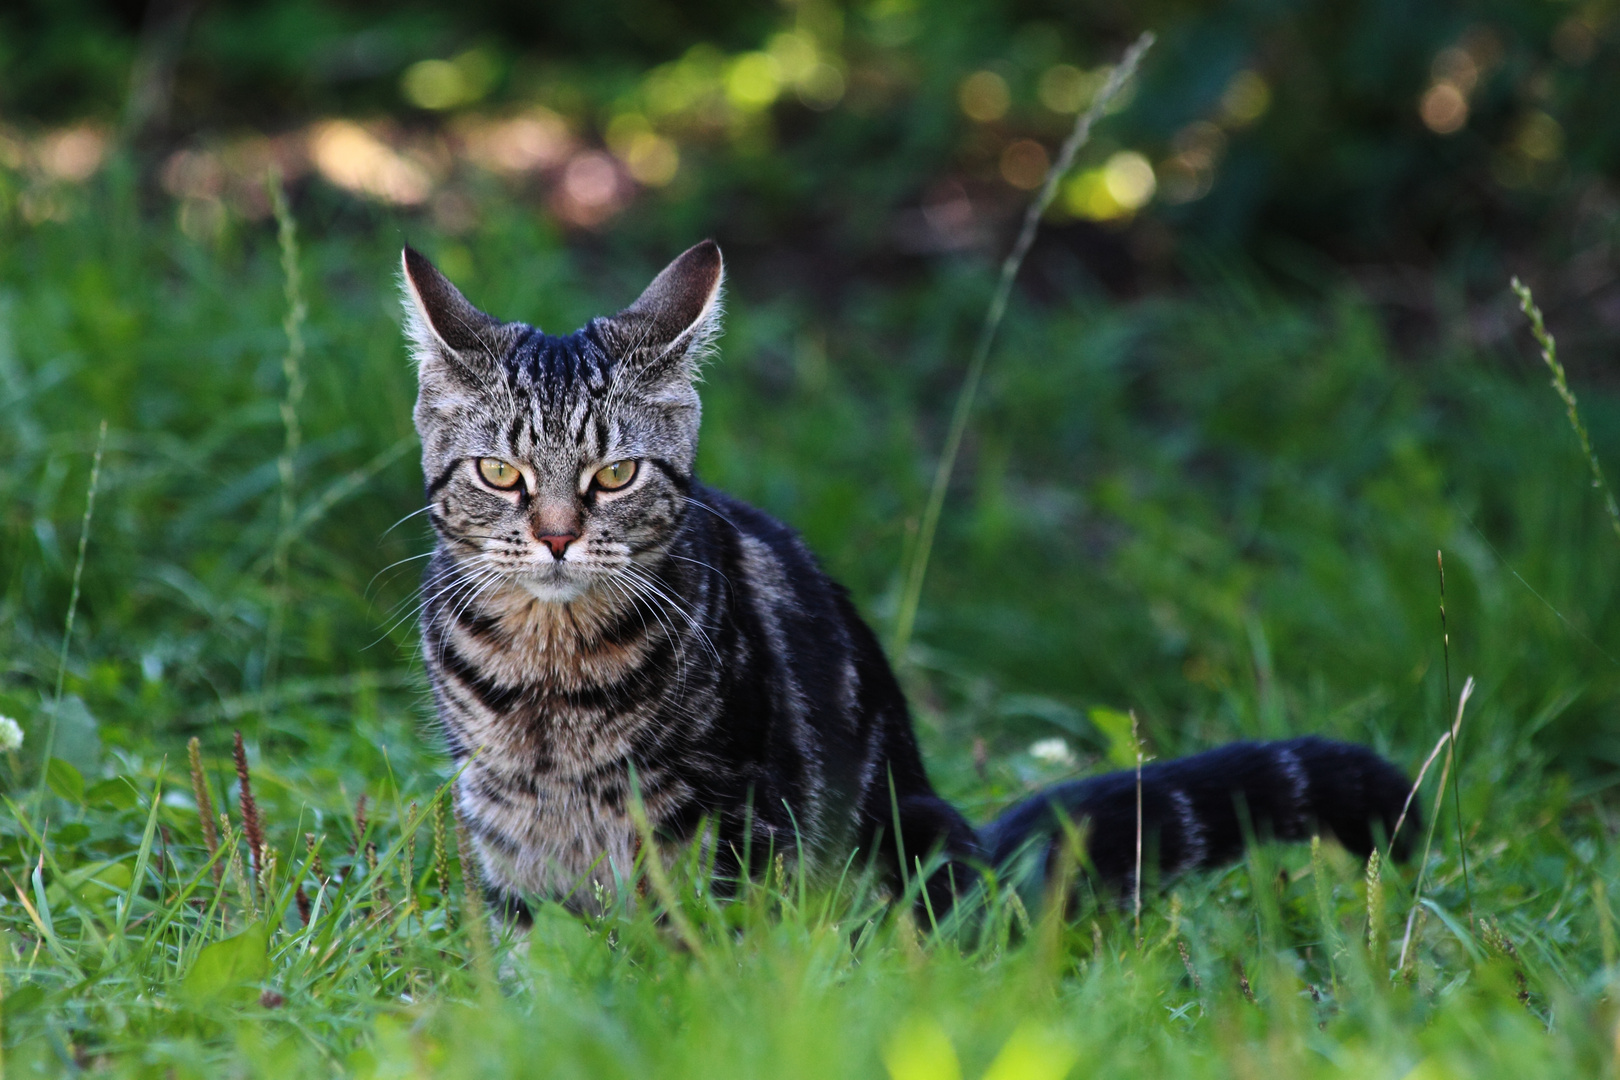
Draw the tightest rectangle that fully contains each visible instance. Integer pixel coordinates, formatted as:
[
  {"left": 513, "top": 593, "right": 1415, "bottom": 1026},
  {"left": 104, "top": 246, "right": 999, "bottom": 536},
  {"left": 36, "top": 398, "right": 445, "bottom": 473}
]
[{"left": 2, "top": 174, "right": 1618, "bottom": 1077}]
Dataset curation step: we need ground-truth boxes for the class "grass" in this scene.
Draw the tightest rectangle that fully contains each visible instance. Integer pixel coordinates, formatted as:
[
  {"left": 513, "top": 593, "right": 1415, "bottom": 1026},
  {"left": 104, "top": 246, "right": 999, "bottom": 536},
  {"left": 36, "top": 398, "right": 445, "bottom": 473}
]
[{"left": 2, "top": 170, "right": 1620, "bottom": 1076}]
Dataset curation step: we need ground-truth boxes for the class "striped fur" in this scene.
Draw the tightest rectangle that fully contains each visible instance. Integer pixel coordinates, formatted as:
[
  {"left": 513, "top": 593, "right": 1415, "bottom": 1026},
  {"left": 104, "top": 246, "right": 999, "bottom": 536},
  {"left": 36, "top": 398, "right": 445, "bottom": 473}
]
[
  {"left": 980, "top": 737, "right": 1416, "bottom": 895},
  {"left": 401, "top": 241, "right": 1413, "bottom": 919}
]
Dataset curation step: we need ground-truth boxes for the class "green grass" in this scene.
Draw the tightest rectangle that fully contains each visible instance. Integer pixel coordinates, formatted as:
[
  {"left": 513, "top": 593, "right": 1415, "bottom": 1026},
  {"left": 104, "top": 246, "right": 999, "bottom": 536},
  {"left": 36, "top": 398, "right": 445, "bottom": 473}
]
[{"left": 3, "top": 172, "right": 1620, "bottom": 1076}]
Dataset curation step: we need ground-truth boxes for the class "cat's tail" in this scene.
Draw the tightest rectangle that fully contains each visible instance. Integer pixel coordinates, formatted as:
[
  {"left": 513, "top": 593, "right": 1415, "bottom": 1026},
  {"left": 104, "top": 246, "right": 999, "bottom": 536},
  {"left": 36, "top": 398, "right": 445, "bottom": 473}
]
[{"left": 977, "top": 736, "right": 1416, "bottom": 889}]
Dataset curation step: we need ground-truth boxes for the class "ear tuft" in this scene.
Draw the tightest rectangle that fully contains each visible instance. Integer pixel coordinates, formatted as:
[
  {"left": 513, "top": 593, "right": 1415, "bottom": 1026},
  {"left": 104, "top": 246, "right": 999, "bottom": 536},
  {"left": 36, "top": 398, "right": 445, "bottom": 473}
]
[
  {"left": 400, "top": 246, "right": 502, "bottom": 366},
  {"left": 606, "top": 240, "right": 725, "bottom": 373}
]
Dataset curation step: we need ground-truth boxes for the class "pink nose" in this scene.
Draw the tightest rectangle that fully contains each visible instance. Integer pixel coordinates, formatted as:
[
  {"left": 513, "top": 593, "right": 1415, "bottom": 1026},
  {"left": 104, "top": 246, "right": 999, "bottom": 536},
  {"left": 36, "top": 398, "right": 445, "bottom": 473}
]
[{"left": 537, "top": 532, "right": 578, "bottom": 558}]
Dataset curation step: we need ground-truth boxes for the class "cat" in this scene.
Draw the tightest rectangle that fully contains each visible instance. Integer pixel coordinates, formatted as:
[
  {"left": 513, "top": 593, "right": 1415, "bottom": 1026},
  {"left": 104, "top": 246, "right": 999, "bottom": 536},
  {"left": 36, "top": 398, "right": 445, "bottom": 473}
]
[{"left": 401, "top": 240, "right": 1414, "bottom": 920}]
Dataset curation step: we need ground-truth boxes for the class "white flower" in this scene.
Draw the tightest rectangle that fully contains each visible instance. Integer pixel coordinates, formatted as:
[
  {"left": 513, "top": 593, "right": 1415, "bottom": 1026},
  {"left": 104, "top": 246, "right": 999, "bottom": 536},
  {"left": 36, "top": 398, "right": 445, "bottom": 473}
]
[
  {"left": 1028, "top": 737, "right": 1075, "bottom": 766},
  {"left": 0, "top": 716, "right": 22, "bottom": 753}
]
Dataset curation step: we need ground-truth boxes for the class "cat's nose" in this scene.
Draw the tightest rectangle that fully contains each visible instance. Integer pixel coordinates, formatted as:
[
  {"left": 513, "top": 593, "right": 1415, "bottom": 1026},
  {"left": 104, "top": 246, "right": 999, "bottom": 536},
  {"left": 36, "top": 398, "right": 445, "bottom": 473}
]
[{"left": 536, "top": 532, "right": 578, "bottom": 558}]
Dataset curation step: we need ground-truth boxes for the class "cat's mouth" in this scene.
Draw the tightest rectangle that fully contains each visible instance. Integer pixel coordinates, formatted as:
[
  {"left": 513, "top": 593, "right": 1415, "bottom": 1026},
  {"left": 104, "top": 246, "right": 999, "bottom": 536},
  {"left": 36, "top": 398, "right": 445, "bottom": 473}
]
[{"left": 515, "top": 560, "right": 592, "bottom": 604}]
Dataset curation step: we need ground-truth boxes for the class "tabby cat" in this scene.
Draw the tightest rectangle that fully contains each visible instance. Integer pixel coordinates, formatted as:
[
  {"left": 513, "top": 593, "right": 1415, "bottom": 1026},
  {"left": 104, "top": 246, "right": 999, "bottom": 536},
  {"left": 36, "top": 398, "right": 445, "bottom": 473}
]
[{"left": 402, "top": 241, "right": 1413, "bottom": 920}]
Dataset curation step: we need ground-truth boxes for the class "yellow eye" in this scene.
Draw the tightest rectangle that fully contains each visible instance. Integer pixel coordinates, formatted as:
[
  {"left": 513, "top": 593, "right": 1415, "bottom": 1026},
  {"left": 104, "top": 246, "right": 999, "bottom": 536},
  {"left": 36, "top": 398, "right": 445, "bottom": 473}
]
[
  {"left": 476, "top": 458, "right": 522, "bottom": 490},
  {"left": 593, "top": 459, "right": 637, "bottom": 491}
]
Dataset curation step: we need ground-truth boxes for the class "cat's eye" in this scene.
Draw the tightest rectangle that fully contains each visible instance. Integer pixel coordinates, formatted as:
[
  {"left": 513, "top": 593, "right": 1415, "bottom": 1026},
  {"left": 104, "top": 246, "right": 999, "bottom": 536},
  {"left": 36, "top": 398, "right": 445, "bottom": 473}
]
[
  {"left": 593, "top": 459, "right": 637, "bottom": 491},
  {"left": 477, "top": 458, "right": 523, "bottom": 490}
]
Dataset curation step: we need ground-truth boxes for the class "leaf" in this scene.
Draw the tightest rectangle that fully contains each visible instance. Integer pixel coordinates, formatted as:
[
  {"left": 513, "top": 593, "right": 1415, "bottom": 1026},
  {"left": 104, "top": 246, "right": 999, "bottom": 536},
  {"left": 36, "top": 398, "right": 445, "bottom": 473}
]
[
  {"left": 4, "top": 983, "right": 45, "bottom": 1017},
  {"left": 882, "top": 1015, "right": 961, "bottom": 1080},
  {"left": 45, "top": 757, "right": 84, "bottom": 803},
  {"left": 1402, "top": 1059, "right": 1460, "bottom": 1080},
  {"left": 49, "top": 859, "right": 133, "bottom": 916},
  {"left": 981, "top": 1022, "right": 1079, "bottom": 1080},
  {"left": 46, "top": 695, "right": 101, "bottom": 775},
  {"left": 52, "top": 823, "right": 90, "bottom": 846},
  {"left": 85, "top": 776, "right": 140, "bottom": 811},
  {"left": 1086, "top": 707, "right": 1139, "bottom": 770},
  {"left": 182, "top": 924, "right": 269, "bottom": 1005}
]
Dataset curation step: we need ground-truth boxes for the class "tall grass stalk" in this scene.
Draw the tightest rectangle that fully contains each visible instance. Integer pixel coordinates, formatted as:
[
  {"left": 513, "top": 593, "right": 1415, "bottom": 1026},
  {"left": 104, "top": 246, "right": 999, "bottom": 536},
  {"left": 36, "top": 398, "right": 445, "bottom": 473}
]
[
  {"left": 1132, "top": 710, "right": 1144, "bottom": 948},
  {"left": 1438, "top": 551, "right": 1472, "bottom": 927},
  {"left": 36, "top": 418, "right": 107, "bottom": 804},
  {"left": 890, "top": 31, "right": 1154, "bottom": 659},
  {"left": 1390, "top": 729, "right": 1452, "bottom": 847},
  {"left": 1397, "top": 676, "right": 1475, "bottom": 972},
  {"left": 264, "top": 171, "right": 307, "bottom": 689},
  {"left": 1511, "top": 276, "right": 1620, "bottom": 543}
]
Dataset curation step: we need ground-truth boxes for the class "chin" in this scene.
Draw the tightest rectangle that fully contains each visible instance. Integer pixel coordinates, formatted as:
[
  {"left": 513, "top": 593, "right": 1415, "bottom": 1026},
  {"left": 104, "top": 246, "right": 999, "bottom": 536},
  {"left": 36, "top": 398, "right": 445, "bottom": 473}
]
[{"left": 518, "top": 572, "right": 590, "bottom": 604}]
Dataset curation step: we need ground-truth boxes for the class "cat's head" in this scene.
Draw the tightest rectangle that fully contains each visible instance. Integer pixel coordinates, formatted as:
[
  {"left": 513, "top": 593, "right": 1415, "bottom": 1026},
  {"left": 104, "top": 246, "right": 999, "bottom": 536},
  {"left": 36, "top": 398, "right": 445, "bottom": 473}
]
[{"left": 401, "top": 241, "right": 723, "bottom": 603}]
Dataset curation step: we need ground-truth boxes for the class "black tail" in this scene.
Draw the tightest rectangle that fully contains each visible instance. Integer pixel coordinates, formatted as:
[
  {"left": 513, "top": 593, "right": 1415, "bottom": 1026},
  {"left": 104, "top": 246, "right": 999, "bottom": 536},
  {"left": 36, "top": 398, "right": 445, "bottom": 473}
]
[{"left": 977, "top": 737, "right": 1415, "bottom": 889}]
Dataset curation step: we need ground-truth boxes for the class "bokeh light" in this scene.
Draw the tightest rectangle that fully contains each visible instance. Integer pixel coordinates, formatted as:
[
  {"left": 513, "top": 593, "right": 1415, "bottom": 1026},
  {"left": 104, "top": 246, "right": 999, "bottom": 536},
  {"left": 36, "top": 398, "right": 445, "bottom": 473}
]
[
  {"left": 1062, "top": 151, "right": 1155, "bottom": 221},
  {"left": 37, "top": 126, "right": 107, "bottom": 182},
  {"left": 999, "top": 139, "right": 1049, "bottom": 190},
  {"left": 458, "top": 109, "right": 572, "bottom": 176},
  {"left": 309, "top": 120, "right": 432, "bottom": 205},
  {"left": 607, "top": 114, "right": 680, "bottom": 187},
  {"left": 401, "top": 50, "right": 499, "bottom": 112},
  {"left": 1420, "top": 84, "right": 1468, "bottom": 134},
  {"left": 959, "top": 71, "right": 1011, "bottom": 122},
  {"left": 1516, "top": 111, "right": 1564, "bottom": 162},
  {"left": 1220, "top": 70, "right": 1270, "bottom": 126},
  {"left": 726, "top": 53, "right": 783, "bottom": 111},
  {"left": 1103, "top": 151, "right": 1156, "bottom": 209},
  {"left": 1038, "top": 64, "right": 1099, "bottom": 114}
]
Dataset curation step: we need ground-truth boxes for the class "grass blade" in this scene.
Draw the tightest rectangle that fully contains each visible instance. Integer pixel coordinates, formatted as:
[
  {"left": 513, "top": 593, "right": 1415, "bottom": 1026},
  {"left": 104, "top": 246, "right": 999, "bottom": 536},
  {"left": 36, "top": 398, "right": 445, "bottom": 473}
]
[
  {"left": 36, "top": 418, "right": 106, "bottom": 806},
  {"left": 1511, "top": 276, "right": 1620, "bottom": 544},
  {"left": 890, "top": 32, "right": 1155, "bottom": 659}
]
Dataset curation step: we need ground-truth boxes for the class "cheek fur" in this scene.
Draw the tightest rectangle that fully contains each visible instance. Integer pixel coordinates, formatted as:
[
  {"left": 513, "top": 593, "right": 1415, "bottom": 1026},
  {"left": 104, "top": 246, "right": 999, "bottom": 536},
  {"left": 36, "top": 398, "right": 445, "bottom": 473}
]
[
  {"left": 438, "top": 482, "right": 532, "bottom": 551},
  {"left": 584, "top": 477, "right": 683, "bottom": 552}
]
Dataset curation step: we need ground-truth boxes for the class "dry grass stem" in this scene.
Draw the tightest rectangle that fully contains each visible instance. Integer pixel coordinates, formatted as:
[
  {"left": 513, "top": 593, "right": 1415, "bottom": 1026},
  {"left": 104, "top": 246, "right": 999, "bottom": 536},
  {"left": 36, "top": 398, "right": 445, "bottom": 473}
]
[
  {"left": 187, "top": 736, "right": 222, "bottom": 885},
  {"left": 352, "top": 793, "right": 368, "bottom": 857},
  {"left": 305, "top": 832, "right": 326, "bottom": 886},
  {"left": 1438, "top": 552, "right": 1473, "bottom": 926},
  {"left": 1398, "top": 676, "right": 1476, "bottom": 970},
  {"left": 1390, "top": 730, "right": 1452, "bottom": 847},
  {"left": 232, "top": 730, "right": 265, "bottom": 893}
]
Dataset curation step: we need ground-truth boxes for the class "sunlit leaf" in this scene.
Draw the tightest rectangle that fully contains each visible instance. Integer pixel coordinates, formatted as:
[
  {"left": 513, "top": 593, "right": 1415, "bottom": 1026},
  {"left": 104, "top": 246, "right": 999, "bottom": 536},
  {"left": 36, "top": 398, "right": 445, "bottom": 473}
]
[
  {"left": 981, "top": 1022, "right": 1079, "bottom": 1080},
  {"left": 182, "top": 924, "right": 269, "bottom": 1005},
  {"left": 1086, "top": 708, "right": 1139, "bottom": 770},
  {"left": 45, "top": 757, "right": 84, "bottom": 802},
  {"left": 882, "top": 1015, "right": 960, "bottom": 1080}
]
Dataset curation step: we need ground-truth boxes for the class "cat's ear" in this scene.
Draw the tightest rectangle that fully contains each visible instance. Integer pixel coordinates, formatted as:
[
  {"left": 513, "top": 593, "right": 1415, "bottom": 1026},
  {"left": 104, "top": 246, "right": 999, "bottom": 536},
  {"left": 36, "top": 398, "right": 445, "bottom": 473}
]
[
  {"left": 602, "top": 240, "right": 724, "bottom": 382},
  {"left": 400, "top": 246, "right": 503, "bottom": 385}
]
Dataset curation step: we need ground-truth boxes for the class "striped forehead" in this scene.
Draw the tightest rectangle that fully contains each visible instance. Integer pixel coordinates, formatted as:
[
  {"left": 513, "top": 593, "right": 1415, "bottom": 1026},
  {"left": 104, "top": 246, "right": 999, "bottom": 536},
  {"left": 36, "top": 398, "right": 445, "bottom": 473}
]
[
  {"left": 501, "top": 325, "right": 614, "bottom": 453},
  {"left": 506, "top": 326, "right": 611, "bottom": 402}
]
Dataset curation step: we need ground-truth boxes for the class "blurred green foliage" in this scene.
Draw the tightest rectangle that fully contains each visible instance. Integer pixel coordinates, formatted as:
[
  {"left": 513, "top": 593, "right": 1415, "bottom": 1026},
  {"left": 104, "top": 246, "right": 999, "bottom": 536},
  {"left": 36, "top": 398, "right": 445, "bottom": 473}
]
[{"left": 4, "top": 0, "right": 1618, "bottom": 288}]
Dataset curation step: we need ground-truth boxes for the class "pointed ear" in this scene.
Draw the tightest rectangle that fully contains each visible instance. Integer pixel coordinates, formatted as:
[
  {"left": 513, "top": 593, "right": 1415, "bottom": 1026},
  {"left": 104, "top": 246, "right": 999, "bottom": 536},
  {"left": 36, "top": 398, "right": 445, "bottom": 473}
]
[
  {"left": 603, "top": 240, "right": 724, "bottom": 378},
  {"left": 400, "top": 246, "right": 503, "bottom": 380}
]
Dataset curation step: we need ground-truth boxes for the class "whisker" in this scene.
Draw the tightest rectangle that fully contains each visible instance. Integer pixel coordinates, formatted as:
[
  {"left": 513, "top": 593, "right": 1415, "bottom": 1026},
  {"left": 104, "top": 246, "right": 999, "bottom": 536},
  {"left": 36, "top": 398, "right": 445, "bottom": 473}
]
[
  {"left": 380, "top": 504, "right": 434, "bottom": 540},
  {"left": 369, "top": 558, "right": 506, "bottom": 649},
  {"left": 438, "top": 569, "right": 510, "bottom": 668},
  {"left": 621, "top": 563, "right": 721, "bottom": 666},
  {"left": 677, "top": 494, "right": 742, "bottom": 534},
  {"left": 603, "top": 573, "right": 692, "bottom": 690},
  {"left": 662, "top": 552, "right": 733, "bottom": 589},
  {"left": 365, "top": 549, "right": 434, "bottom": 599}
]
